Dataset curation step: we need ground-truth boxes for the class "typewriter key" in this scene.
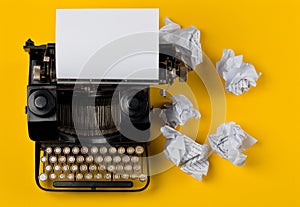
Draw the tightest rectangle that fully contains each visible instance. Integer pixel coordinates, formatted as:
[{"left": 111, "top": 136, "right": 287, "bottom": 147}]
[
  {"left": 54, "top": 164, "right": 61, "bottom": 172},
  {"left": 71, "top": 164, "right": 78, "bottom": 172},
  {"left": 49, "top": 173, "right": 56, "bottom": 180},
  {"left": 45, "top": 147, "right": 52, "bottom": 154},
  {"left": 80, "top": 164, "right": 88, "bottom": 172},
  {"left": 62, "top": 165, "right": 69, "bottom": 172},
  {"left": 45, "top": 165, "right": 52, "bottom": 172},
  {"left": 63, "top": 147, "right": 71, "bottom": 155},
  {"left": 85, "top": 155, "right": 93, "bottom": 163},
  {"left": 67, "top": 173, "right": 74, "bottom": 180},
  {"left": 99, "top": 146, "right": 107, "bottom": 154},
  {"left": 139, "top": 174, "right": 147, "bottom": 182},
  {"left": 104, "top": 155, "right": 112, "bottom": 163},
  {"left": 54, "top": 147, "right": 62, "bottom": 154},
  {"left": 59, "top": 173, "right": 66, "bottom": 180},
  {"left": 76, "top": 155, "right": 84, "bottom": 163},
  {"left": 94, "top": 155, "right": 103, "bottom": 164},
  {"left": 94, "top": 173, "right": 102, "bottom": 180},
  {"left": 135, "top": 146, "right": 144, "bottom": 155},
  {"left": 118, "top": 147, "right": 125, "bottom": 154},
  {"left": 113, "top": 156, "right": 121, "bottom": 163},
  {"left": 72, "top": 147, "right": 80, "bottom": 155},
  {"left": 121, "top": 174, "right": 129, "bottom": 180},
  {"left": 58, "top": 156, "right": 66, "bottom": 163},
  {"left": 133, "top": 164, "right": 141, "bottom": 171},
  {"left": 98, "top": 164, "right": 106, "bottom": 171},
  {"left": 89, "top": 164, "right": 97, "bottom": 172},
  {"left": 109, "top": 147, "right": 117, "bottom": 154},
  {"left": 40, "top": 156, "right": 47, "bottom": 163},
  {"left": 49, "top": 156, "right": 57, "bottom": 164},
  {"left": 107, "top": 165, "right": 115, "bottom": 172},
  {"left": 127, "top": 147, "right": 135, "bottom": 154},
  {"left": 90, "top": 146, "right": 98, "bottom": 154},
  {"left": 68, "top": 156, "right": 75, "bottom": 163},
  {"left": 81, "top": 146, "right": 88, "bottom": 154},
  {"left": 116, "top": 164, "right": 124, "bottom": 172},
  {"left": 130, "top": 174, "right": 138, "bottom": 180},
  {"left": 76, "top": 173, "right": 83, "bottom": 180},
  {"left": 131, "top": 156, "right": 139, "bottom": 163},
  {"left": 122, "top": 155, "right": 130, "bottom": 163},
  {"left": 39, "top": 173, "right": 48, "bottom": 182},
  {"left": 104, "top": 173, "right": 111, "bottom": 180},
  {"left": 114, "top": 174, "right": 121, "bottom": 180},
  {"left": 85, "top": 173, "right": 93, "bottom": 180},
  {"left": 124, "top": 164, "right": 132, "bottom": 172}
]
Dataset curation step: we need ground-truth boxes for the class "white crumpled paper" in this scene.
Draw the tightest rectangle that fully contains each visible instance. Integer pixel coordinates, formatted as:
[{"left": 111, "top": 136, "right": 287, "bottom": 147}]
[
  {"left": 160, "top": 95, "right": 201, "bottom": 128},
  {"left": 161, "top": 125, "right": 209, "bottom": 181},
  {"left": 216, "top": 49, "right": 261, "bottom": 95},
  {"left": 159, "top": 17, "right": 202, "bottom": 69},
  {"left": 208, "top": 122, "right": 257, "bottom": 166}
]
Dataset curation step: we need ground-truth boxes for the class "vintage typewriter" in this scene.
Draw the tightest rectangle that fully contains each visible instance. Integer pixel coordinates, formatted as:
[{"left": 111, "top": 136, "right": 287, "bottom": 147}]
[{"left": 24, "top": 36, "right": 190, "bottom": 191}]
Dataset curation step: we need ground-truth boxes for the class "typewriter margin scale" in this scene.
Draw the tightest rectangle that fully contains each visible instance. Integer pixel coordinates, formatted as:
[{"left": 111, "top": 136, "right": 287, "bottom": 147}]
[{"left": 24, "top": 39, "right": 190, "bottom": 192}]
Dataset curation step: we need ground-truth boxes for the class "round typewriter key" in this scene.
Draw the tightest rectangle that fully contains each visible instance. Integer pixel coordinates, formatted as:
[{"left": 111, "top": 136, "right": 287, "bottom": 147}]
[
  {"left": 63, "top": 147, "right": 71, "bottom": 155},
  {"left": 59, "top": 173, "right": 66, "bottom": 180},
  {"left": 45, "top": 147, "right": 52, "bottom": 154},
  {"left": 121, "top": 174, "right": 129, "bottom": 180},
  {"left": 81, "top": 146, "right": 88, "bottom": 154},
  {"left": 45, "top": 165, "right": 52, "bottom": 172},
  {"left": 85, "top": 155, "right": 93, "bottom": 163},
  {"left": 109, "top": 147, "right": 117, "bottom": 154},
  {"left": 139, "top": 174, "right": 147, "bottom": 182},
  {"left": 67, "top": 173, "right": 74, "bottom": 180},
  {"left": 40, "top": 156, "right": 47, "bottom": 163},
  {"left": 71, "top": 164, "right": 78, "bottom": 172},
  {"left": 90, "top": 146, "right": 98, "bottom": 154},
  {"left": 54, "top": 164, "right": 61, "bottom": 172},
  {"left": 135, "top": 146, "right": 144, "bottom": 155},
  {"left": 99, "top": 146, "right": 107, "bottom": 154},
  {"left": 113, "top": 156, "right": 121, "bottom": 163},
  {"left": 94, "top": 155, "right": 103, "bottom": 164},
  {"left": 116, "top": 164, "right": 124, "bottom": 172},
  {"left": 89, "top": 164, "right": 97, "bottom": 172},
  {"left": 124, "top": 164, "right": 132, "bottom": 172},
  {"left": 98, "top": 164, "right": 106, "bottom": 171},
  {"left": 104, "top": 155, "right": 112, "bottom": 163},
  {"left": 84, "top": 173, "right": 93, "bottom": 180},
  {"left": 68, "top": 156, "right": 75, "bottom": 163},
  {"left": 62, "top": 165, "right": 69, "bottom": 172},
  {"left": 94, "top": 173, "right": 102, "bottom": 180},
  {"left": 107, "top": 165, "right": 115, "bottom": 172},
  {"left": 117, "top": 147, "right": 125, "bottom": 154},
  {"left": 126, "top": 147, "right": 135, "bottom": 154},
  {"left": 76, "top": 155, "right": 84, "bottom": 163},
  {"left": 131, "top": 156, "right": 139, "bottom": 163},
  {"left": 80, "top": 164, "right": 88, "bottom": 172},
  {"left": 49, "top": 156, "right": 57, "bottom": 164},
  {"left": 54, "top": 147, "right": 62, "bottom": 154},
  {"left": 76, "top": 173, "right": 83, "bottom": 180},
  {"left": 49, "top": 173, "right": 56, "bottom": 180},
  {"left": 130, "top": 174, "right": 138, "bottom": 180},
  {"left": 114, "top": 174, "right": 121, "bottom": 180},
  {"left": 58, "top": 156, "right": 66, "bottom": 163},
  {"left": 104, "top": 173, "right": 111, "bottom": 180},
  {"left": 72, "top": 147, "right": 80, "bottom": 155},
  {"left": 39, "top": 173, "right": 48, "bottom": 182},
  {"left": 133, "top": 164, "right": 141, "bottom": 171},
  {"left": 122, "top": 155, "right": 130, "bottom": 163}
]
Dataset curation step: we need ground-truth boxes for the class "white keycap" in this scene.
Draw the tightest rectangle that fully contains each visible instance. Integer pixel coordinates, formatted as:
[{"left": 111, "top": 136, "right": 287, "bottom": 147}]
[
  {"left": 109, "top": 147, "right": 117, "bottom": 155},
  {"left": 130, "top": 174, "right": 138, "bottom": 180},
  {"left": 116, "top": 164, "right": 124, "bottom": 172},
  {"left": 49, "top": 173, "right": 57, "bottom": 180},
  {"left": 72, "top": 147, "right": 80, "bottom": 155},
  {"left": 113, "top": 156, "right": 121, "bottom": 163},
  {"left": 114, "top": 174, "right": 121, "bottom": 180},
  {"left": 54, "top": 165, "right": 61, "bottom": 172},
  {"left": 122, "top": 155, "right": 130, "bottom": 163},
  {"left": 49, "top": 156, "right": 57, "bottom": 163},
  {"left": 39, "top": 173, "right": 48, "bottom": 182},
  {"left": 94, "top": 156, "right": 103, "bottom": 164},
  {"left": 94, "top": 173, "right": 102, "bottom": 180},
  {"left": 104, "top": 173, "right": 111, "bottom": 180},
  {"left": 99, "top": 146, "right": 107, "bottom": 154},
  {"left": 68, "top": 156, "right": 75, "bottom": 163},
  {"left": 76, "top": 155, "right": 84, "bottom": 163},
  {"left": 135, "top": 146, "right": 144, "bottom": 155},
  {"left": 85, "top": 173, "right": 93, "bottom": 180},
  {"left": 58, "top": 156, "right": 66, "bottom": 163},
  {"left": 85, "top": 155, "right": 93, "bottom": 163},
  {"left": 59, "top": 173, "right": 66, "bottom": 180},
  {"left": 131, "top": 156, "right": 139, "bottom": 163},
  {"left": 45, "top": 147, "right": 52, "bottom": 154},
  {"left": 90, "top": 146, "right": 98, "bottom": 154},
  {"left": 81, "top": 146, "right": 88, "bottom": 154},
  {"left": 104, "top": 156, "right": 112, "bottom": 163},
  {"left": 44, "top": 165, "right": 52, "bottom": 172},
  {"left": 54, "top": 147, "right": 62, "bottom": 154},
  {"left": 71, "top": 164, "right": 78, "bottom": 172},
  {"left": 62, "top": 165, "right": 69, "bottom": 172},
  {"left": 76, "top": 173, "right": 83, "bottom": 180},
  {"left": 133, "top": 164, "right": 141, "bottom": 171},
  {"left": 121, "top": 174, "right": 129, "bottom": 180},
  {"left": 63, "top": 147, "right": 71, "bottom": 155},
  {"left": 67, "top": 173, "right": 74, "bottom": 180},
  {"left": 107, "top": 165, "right": 116, "bottom": 172},
  {"left": 98, "top": 164, "right": 106, "bottom": 171},
  {"left": 89, "top": 164, "right": 97, "bottom": 172},
  {"left": 124, "top": 164, "right": 132, "bottom": 172},
  {"left": 118, "top": 147, "right": 125, "bottom": 154},
  {"left": 139, "top": 174, "right": 147, "bottom": 182},
  {"left": 80, "top": 164, "right": 88, "bottom": 172},
  {"left": 126, "top": 147, "right": 135, "bottom": 154},
  {"left": 40, "top": 156, "right": 47, "bottom": 163}
]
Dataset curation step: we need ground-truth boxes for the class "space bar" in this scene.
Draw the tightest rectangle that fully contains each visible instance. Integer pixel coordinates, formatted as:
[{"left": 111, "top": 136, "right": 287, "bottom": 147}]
[{"left": 53, "top": 181, "right": 133, "bottom": 188}]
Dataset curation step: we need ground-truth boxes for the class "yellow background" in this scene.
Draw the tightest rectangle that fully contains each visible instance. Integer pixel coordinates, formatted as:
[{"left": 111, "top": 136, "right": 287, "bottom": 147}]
[{"left": 0, "top": 0, "right": 299, "bottom": 206}]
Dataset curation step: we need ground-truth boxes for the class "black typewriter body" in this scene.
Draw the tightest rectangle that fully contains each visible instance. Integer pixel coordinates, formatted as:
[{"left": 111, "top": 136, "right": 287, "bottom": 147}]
[{"left": 24, "top": 38, "right": 188, "bottom": 191}]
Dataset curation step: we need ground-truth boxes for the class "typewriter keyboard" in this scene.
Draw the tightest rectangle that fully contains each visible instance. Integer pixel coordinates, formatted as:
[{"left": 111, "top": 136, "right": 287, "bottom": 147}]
[{"left": 37, "top": 144, "right": 149, "bottom": 191}]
